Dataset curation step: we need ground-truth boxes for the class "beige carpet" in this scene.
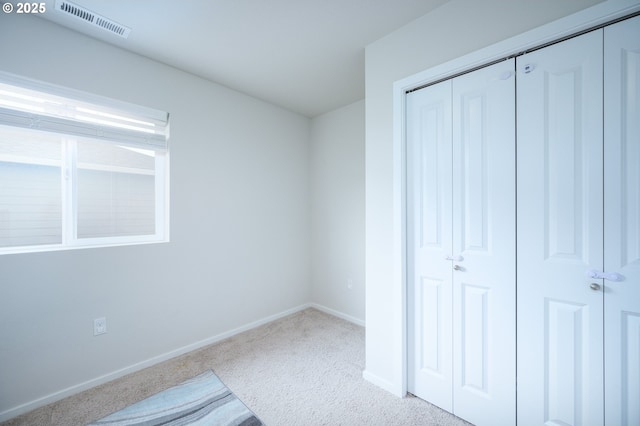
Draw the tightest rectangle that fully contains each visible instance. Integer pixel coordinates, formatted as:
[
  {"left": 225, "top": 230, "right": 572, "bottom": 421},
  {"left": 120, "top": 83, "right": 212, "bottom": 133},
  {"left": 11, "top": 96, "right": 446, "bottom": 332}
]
[{"left": 2, "top": 308, "right": 470, "bottom": 426}]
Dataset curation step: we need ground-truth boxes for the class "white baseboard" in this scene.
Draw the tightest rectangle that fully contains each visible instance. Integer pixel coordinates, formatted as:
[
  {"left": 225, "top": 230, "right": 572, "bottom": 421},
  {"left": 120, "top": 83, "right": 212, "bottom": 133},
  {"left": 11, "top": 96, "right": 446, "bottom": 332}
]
[
  {"left": 0, "top": 303, "right": 312, "bottom": 423},
  {"left": 309, "top": 303, "right": 365, "bottom": 327},
  {"left": 363, "top": 370, "right": 404, "bottom": 398}
]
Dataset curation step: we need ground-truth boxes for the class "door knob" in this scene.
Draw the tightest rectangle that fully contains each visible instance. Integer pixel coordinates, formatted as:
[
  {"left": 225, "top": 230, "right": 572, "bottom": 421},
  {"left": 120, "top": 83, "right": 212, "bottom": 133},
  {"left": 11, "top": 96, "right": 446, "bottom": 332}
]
[
  {"left": 453, "top": 264, "right": 462, "bottom": 271},
  {"left": 590, "top": 283, "right": 601, "bottom": 291}
]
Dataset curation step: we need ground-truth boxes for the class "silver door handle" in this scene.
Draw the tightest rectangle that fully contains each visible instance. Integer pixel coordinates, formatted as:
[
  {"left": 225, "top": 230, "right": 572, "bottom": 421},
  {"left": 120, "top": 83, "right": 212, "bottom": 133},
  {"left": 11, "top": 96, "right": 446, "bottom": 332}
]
[
  {"left": 590, "top": 283, "right": 601, "bottom": 291},
  {"left": 453, "top": 265, "right": 462, "bottom": 271},
  {"left": 586, "top": 269, "right": 623, "bottom": 282}
]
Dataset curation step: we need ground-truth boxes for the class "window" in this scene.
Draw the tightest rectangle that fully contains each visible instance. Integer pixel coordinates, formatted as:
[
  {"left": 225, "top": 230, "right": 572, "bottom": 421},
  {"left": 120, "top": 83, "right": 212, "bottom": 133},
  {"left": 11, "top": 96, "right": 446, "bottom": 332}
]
[{"left": 0, "top": 73, "right": 169, "bottom": 254}]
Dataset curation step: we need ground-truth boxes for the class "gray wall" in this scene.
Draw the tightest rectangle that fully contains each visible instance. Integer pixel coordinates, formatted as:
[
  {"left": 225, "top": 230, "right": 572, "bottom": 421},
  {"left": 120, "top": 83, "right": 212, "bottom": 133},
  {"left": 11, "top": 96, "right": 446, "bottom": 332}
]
[
  {"left": 310, "top": 100, "right": 365, "bottom": 324},
  {"left": 0, "top": 15, "right": 314, "bottom": 417}
]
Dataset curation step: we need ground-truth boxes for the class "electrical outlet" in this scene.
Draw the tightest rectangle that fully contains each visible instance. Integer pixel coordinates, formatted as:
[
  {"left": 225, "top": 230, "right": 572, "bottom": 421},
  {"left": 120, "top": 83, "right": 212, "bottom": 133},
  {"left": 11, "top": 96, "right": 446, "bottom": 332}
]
[{"left": 94, "top": 317, "right": 107, "bottom": 336}]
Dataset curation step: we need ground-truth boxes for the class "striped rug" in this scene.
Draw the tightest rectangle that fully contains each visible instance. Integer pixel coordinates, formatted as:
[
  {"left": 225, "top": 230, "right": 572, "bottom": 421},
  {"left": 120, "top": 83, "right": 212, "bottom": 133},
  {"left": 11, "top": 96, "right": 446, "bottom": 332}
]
[{"left": 88, "top": 370, "right": 263, "bottom": 425}]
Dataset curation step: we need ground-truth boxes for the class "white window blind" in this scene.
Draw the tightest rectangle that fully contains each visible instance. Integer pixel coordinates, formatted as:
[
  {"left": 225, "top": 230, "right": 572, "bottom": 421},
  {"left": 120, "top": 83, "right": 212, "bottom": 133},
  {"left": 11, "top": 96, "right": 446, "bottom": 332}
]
[
  {"left": 0, "top": 72, "right": 170, "bottom": 254},
  {"left": 0, "top": 131, "right": 63, "bottom": 248}
]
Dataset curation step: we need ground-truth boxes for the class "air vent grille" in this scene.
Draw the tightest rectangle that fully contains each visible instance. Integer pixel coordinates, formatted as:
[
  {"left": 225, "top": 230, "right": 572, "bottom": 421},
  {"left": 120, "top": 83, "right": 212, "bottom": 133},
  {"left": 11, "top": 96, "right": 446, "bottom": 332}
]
[
  {"left": 55, "top": 0, "right": 131, "bottom": 39},
  {"left": 59, "top": 1, "right": 94, "bottom": 23},
  {"left": 95, "top": 17, "right": 128, "bottom": 37}
]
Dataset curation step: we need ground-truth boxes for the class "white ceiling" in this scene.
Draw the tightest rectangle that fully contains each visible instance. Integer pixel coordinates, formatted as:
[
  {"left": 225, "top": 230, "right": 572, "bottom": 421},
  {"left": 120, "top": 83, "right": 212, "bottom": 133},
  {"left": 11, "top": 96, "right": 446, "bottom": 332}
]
[{"left": 35, "top": 0, "right": 450, "bottom": 117}]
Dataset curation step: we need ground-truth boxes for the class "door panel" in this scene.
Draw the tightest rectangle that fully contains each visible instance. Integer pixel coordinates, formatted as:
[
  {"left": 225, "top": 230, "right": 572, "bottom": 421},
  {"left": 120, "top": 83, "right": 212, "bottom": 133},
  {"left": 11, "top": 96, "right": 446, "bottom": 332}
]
[
  {"left": 604, "top": 15, "right": 640, "bottom": 426},
  {"left": 407, "top": 80, "right": 453, "bottom": 411},
  {"left": 517, "top": 30, "right": 604, "bottom": 426},
  {"left": 460, "top": 94, "right": 489, "bottom": 252},
  {"left": 544, "top": 299, "right": 592, "bottom": 426},
  {"left": 460, "top": 282, "right": 489, "bottom": 392},
  {"left": 418, "top": 277, "right": 447, "bottom": 374},
  {"left": 545, "top": 69, "right": 590, "bottom": 262},
  {"left": 452, "top": 59, "right": 516, "bottom": 426}
]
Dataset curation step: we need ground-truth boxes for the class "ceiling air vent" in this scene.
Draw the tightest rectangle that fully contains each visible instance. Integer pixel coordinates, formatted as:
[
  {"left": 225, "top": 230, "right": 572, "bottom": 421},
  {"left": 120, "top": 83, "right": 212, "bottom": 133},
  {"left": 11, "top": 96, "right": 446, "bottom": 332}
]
[{"left": 55, "top": 0, "right": 131, "bottom": 39}]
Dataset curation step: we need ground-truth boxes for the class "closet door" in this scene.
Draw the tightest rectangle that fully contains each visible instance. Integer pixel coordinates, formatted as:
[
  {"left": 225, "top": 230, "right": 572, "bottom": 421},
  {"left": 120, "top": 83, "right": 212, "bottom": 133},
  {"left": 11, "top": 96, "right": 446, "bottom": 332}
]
[
  {"left": 517, "top": 30, "right": 604, "bottom": 425},
  {"left": 451, "top": 60, "right": 515, "bottom": 426},
  {"left": 604, "top": 15, "right": 640, "bottom": 426},
  {"left": 407, "top": 80, "right": 454, "bottom": 412},
  {"left": 407, "top": 59, "right": 515, "bottom": 426}
]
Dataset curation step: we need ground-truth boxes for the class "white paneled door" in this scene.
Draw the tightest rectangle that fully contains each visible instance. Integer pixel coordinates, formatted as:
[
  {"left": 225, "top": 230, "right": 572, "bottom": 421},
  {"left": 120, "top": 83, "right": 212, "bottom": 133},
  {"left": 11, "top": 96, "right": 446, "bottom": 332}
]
[
  {"left": 517, "top": 30, "right": 604, "bottom": 425},
  {"left": 408, "top": 59, "right": 516, "bottom": 426},
  {"left": 407, "top": 79, "right": 454, "bottom": 412},
  {"left": 604, "top": 15, "right": 640, "bottom": 426},
  {"left": 408, "top": 14, "right": 638, "bottom": 426}
]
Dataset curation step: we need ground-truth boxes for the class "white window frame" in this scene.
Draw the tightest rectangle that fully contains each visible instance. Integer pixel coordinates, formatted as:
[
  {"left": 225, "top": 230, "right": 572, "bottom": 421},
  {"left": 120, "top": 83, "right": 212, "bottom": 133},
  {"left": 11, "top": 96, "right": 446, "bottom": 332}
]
[{"left": 0, "top": 72, "right": 170, "bottom": 255}]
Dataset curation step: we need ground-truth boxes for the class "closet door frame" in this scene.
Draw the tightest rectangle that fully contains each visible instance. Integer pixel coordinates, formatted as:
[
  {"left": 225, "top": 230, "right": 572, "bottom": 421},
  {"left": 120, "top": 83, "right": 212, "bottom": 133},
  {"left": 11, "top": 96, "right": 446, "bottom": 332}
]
[{"left": 390, "top": 3, "right": 640, "bottom": 400}]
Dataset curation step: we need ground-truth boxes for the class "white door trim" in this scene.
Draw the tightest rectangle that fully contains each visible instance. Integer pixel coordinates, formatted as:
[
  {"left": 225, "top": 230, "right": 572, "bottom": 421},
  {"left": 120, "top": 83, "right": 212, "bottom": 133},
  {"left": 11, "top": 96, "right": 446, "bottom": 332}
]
[{"left": 392, "top": 0, "right": 640, "bottom": 398}]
